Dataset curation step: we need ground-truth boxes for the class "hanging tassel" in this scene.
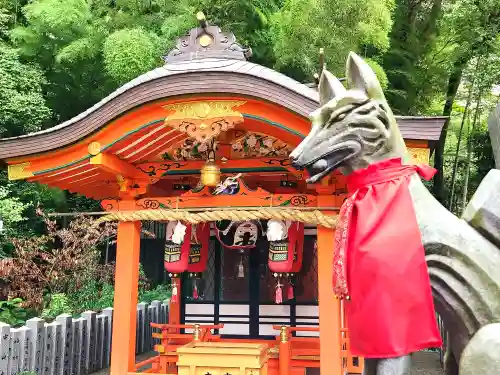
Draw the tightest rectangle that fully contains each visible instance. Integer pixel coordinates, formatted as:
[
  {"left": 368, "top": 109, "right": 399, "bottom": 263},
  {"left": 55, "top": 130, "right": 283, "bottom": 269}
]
[
  {"left": 275, "top": 281, "right": 283, "bottom": 304},
  {"left": 192, "top": 279, "right": 199, "bottom": 300},
  {"left": 237, "top": 256, "right": 245, "bottom": 278},
  {"left": 171, "top": 280, "right": 178, "bottom": 303},
  {"left": 287, "top": 283, "right": 294, "bottom": 300}
]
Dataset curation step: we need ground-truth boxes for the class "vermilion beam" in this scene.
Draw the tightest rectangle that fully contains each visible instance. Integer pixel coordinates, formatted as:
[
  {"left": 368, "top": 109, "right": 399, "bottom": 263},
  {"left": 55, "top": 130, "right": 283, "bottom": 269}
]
[{"left": 90, "top": 153, "right": 146, "bottom": 180}]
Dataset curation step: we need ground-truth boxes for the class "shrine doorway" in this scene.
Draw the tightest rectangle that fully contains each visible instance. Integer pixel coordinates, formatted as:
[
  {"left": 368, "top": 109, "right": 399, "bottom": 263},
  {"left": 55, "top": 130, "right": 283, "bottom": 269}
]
[{"left": 181, "top": 234, "right": 319, "bottom": 339}]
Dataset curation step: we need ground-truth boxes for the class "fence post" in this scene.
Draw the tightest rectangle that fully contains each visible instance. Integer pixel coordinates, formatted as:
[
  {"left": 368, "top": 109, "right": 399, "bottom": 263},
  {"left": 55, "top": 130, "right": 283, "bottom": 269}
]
[
  {"left": 137, "top": 302, "right": 148, "bottom": 353},
  {"left": 19, "top": 326, "right": 31, "bottom": 373},
  {"left": 81, "top": 310, "right": 97, "bottom": 373},
  {"left": 72, "top": 318, "right": 85, "bottom": 375},
  {"left": 0, "top": 323, "right": 10, "bottom": 375},
  {"left": 147, "top": 305, "right": 155, "bottom": 350},
  {"left": 56, "top": 314, "right": 73, "bottom": 375},
  {"left": 53, "top": 321, "right": 64, "bottom": 375},
  {"left": 26, "top": 317, "right": 45, "bottom": 373},
  {"left": 151, "top": 301, "right": 161, "bottom": 347},
  {"left": 95, "top": 314, "right": 105, "bottom": 370},
  {"left": 135, "top": 306, "right": 140, "bottom": 355},
  {"left": 8, "top": 327, "right": 21, "bottom": 375},
  {"left": 43, "top": 321, "right": 61, "bottom": 375},
  {"left": 102, "top": 307, "right": 113, "bottom": 368},
  {"left": 161, "top": 303, "right": 169, "bottom": 324}
]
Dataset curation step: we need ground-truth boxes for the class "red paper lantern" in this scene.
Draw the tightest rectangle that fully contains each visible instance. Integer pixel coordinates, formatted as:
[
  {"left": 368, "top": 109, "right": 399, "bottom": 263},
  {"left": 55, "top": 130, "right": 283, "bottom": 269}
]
[
  {"left": 290, "top": 222, "right": 304, "bottom": 273},
  {"left": 187, "top": 223, "right": 210, "bottom": 273},
  {"left": 164, "top": 222, "right": 192, "bottom": 274},
  {"left": 268, "top": 221, "right": 304, "bottom": 273}
]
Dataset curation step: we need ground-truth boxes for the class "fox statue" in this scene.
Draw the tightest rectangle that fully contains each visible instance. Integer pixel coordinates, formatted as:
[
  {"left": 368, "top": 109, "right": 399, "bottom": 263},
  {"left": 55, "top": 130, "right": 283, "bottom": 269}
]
[{"left": 290, "top": 52, "right": 500, "bottom": 375}]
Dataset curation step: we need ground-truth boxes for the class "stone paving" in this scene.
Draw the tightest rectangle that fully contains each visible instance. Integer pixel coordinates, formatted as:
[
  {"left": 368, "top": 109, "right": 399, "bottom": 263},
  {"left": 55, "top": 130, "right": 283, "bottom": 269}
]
[{"left": 93, "top": 351, "right": 444, "bottom": 375}]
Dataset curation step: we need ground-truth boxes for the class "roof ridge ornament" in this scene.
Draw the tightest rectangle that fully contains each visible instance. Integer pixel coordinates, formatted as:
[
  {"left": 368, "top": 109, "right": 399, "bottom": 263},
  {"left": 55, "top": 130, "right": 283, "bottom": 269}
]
[{"left": 164, "top": 12, "right": 252, "bottom": 63}]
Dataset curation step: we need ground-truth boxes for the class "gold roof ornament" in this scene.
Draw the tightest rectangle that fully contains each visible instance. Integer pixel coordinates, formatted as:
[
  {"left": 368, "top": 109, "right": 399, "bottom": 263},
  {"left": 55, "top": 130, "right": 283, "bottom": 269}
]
[
  {"left": 164, "top": 13, "right": 252, "bottom": 62},
  {"left": 163, "top": 100, "right": 246, "bottom": 144}
]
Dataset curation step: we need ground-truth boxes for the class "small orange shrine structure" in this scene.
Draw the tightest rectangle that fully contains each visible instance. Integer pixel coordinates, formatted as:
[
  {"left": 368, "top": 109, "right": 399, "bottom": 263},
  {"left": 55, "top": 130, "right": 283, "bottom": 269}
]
[{"left": 0, "top": 14, "right": 445, "bottom": 375}]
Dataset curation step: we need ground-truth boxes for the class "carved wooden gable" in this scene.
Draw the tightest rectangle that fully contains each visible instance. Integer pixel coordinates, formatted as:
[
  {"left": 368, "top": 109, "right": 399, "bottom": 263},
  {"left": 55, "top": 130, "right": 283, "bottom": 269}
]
[{"left": 157, "top": 131, "right": 293, "bottom": 161}]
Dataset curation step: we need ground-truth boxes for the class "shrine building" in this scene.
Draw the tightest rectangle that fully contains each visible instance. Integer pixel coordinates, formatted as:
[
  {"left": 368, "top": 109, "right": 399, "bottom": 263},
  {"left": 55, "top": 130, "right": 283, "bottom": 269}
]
[{"left": 0, "top": 14, "right": 445, "bottom": 375}]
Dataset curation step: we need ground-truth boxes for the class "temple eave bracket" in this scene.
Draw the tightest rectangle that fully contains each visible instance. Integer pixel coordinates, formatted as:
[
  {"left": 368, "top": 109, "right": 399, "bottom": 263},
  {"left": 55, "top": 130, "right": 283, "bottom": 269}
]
[{"left": 89, "top": 153, "right": 146, "bottom": 180}]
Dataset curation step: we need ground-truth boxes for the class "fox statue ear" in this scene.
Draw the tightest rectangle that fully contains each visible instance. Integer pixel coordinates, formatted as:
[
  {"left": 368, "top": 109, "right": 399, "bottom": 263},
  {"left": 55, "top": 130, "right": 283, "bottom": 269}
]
[
  {"left": 319, "top": 69, "right": 346, "bottom": 106},
  {"left": 346, "top": 52, "right": 385, "bottom": 101}
]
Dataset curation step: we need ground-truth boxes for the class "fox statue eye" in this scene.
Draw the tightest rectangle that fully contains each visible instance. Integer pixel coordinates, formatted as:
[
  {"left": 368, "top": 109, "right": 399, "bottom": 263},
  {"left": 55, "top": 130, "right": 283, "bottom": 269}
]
[{"left": 335, "top": 113, "right": 347, "bottom": 122}]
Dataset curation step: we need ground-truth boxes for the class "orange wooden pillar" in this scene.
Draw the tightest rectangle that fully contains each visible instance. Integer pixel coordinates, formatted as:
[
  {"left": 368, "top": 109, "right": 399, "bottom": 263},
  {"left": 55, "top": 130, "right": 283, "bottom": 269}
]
[
  {"left": 110, "top": 219, "right": 142, "bottom": 375},
  {"left": 278, "top": 326, "right": 291, "bottom": 375},
  {"left": 316, "top": 187, "right": 342, "bottom": 375}
]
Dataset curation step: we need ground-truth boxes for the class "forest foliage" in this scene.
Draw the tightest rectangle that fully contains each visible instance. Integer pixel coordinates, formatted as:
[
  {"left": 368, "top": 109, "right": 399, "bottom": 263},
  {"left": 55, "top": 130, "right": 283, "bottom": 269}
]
[{"left": 0, "top": 0, "right": 499, "bottom": 308}]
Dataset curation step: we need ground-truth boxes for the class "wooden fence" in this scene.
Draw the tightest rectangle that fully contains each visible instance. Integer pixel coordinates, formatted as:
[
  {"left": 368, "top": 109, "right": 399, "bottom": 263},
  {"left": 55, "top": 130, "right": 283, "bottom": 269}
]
[{"left": 0, "top": 300, "right": 168, "bottom": 375}]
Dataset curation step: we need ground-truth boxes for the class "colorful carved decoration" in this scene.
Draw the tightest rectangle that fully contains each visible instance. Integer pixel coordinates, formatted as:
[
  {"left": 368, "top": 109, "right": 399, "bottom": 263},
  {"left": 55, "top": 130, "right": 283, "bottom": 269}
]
[
  {"left": 231, "top": 132, "right": 292, "bottom": 158},
  {"left": 159, "top": 132, "right": 293, "bottom": 161},
  {"left": 164, "top": 221, "right": 192, "bottom": 274},
  {"left": 163, "top": 101, "right": 246, "bottom": 144},
  {"left": 213, "top": 174, "right": 242, "bottom": 195},
  {"left": 100, "top": 199, "right": 120, "bottom": 211},
  {"left": 162, "top": 138, "right": 218, "bottom": 161}
]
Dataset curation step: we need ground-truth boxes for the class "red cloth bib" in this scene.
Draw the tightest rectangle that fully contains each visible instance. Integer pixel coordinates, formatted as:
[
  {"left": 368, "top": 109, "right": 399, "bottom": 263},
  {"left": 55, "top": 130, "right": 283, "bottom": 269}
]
[{"left": 334, "top": 158, "right": 442, "bottom": 358}]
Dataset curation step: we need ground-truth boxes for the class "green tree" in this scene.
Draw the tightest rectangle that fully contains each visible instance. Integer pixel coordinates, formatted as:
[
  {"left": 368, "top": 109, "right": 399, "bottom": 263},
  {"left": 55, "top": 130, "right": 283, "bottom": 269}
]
[
  {"left": 103, "top": 27, "right": 161, "bottom": 85},
  {"left": 382, "top": 0, "right": 444, "bottom": 115},
  {"left": 432, "top": 0, "right": 500, "bottom": 202},
  {"left": 0, "top": 186, "right": 29, "bottom": 255},
  {"left": 270, "top": 0, "right": 394, "bottom": 82},
  {"left": 0, "top": 43, "right": 50, "bottom": 136},
  {"left": 196, "top": 0, "right": 281, "bottom": 66},
  {"left": 434, "top": 51, "right": 500, "bottom": 214}
]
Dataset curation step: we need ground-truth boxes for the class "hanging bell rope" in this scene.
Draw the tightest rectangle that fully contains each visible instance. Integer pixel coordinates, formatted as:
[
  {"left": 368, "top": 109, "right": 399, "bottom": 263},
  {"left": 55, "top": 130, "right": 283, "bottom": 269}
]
[{"left": 95, "top": 208, "right": 338, "bottom": 228}]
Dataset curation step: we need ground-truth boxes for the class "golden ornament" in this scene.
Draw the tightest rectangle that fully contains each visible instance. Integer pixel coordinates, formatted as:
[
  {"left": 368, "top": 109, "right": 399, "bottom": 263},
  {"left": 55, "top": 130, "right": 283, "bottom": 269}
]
[{"left": 201, "top": 162, "right": 220, "bottom": 187}]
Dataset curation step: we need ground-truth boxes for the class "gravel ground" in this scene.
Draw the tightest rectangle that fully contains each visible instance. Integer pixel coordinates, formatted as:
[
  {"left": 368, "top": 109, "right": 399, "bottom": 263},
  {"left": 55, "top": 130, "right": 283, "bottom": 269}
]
[
  {"left": 92, "top": 350, "right": 444, "bottom": 375},
  {"left": 411, "top": 351, "right": 444, "bottom": 375}
]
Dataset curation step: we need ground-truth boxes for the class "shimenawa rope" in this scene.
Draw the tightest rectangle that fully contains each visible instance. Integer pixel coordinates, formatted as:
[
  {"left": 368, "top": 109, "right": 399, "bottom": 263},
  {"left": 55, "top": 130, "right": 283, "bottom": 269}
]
[{"left": 95, "top": 208, "right": 338, "bottom": 228}]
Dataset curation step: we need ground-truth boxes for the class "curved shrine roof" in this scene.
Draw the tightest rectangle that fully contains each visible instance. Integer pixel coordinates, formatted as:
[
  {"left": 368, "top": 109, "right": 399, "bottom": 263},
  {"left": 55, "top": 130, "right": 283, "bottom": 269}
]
[{"left": 0, "top": 17, "right": 446, "bottom": 160}]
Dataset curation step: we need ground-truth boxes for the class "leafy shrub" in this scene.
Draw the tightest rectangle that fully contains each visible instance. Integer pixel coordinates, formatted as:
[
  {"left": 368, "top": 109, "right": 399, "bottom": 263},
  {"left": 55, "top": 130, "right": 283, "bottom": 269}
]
[
  {"left": 2, "top": 214, "right": 116, "bottom": 309},
  {"left": 41, "top": 293, "right": 73, "bottom": 320},
  {"left": 0, "top": 298, "right": 28, "bottom": 326},
  {"left": 66, "top": 279, "right": 115, "bottom": 314},
  {"left": 139, "top": 284, "right": 171, "bottom": 304}
]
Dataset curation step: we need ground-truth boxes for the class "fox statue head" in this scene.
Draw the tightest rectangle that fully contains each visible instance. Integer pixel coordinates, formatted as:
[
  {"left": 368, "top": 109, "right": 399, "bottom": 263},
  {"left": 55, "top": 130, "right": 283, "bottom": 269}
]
[{"left": 290, "top": 52, "right": 408, "bottom": 182}]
